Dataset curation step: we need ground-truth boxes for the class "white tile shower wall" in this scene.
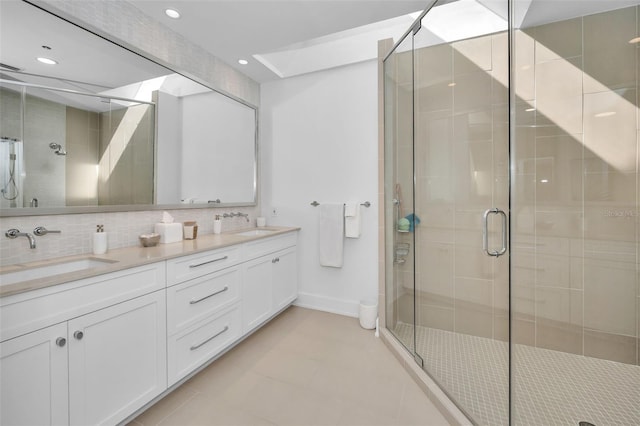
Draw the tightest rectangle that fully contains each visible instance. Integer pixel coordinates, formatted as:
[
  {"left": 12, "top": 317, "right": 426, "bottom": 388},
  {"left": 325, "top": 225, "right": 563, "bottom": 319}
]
[
  {"left": 23, "top": 96, "right": 66, "bottom": 209},
  {"left": 0, "top": 206, "right": 259, "bottom": 266},
  {"left": 0, "top": 90, "right": 66, "bottom": 209}
]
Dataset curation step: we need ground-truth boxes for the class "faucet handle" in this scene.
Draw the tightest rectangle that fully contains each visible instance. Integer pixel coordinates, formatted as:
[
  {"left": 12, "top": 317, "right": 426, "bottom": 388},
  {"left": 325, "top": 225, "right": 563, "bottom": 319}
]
[
  {"left": 5, "top": 228, "right": 21, "bottom": 238},
  {"left": 34, "top": 226, "right": 62, "bottom": 236}
]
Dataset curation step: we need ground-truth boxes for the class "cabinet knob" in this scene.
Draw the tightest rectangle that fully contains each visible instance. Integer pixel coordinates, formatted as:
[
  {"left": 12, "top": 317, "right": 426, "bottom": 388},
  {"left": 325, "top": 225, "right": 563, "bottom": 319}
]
[
  {"left": 56, "top": 337, "right": 66, "bottom": 347},
  {"left": 74, "top": 331, "right": 84, "bottom": 340}
]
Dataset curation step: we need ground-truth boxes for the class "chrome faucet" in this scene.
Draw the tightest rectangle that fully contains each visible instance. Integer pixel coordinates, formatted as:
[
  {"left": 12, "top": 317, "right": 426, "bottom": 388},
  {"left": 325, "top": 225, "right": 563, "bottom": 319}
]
[
  {"left": 236, "top": 212, "right": 250, "bottom": 222},
  {"left": 222, "top": 212, "right": 250, "bottom": 222},
  {"left": 33, "top": 226, "right": 62, "bottom": 236},
  {"left": 5, "top": 228, "right": 36, "bottom": 249}
]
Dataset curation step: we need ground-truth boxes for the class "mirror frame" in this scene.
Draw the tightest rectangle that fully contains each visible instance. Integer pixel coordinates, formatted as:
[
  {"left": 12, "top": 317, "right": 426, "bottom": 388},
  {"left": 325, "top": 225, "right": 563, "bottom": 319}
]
[{"left": 0, "top": 2, "right": 258, "bottom": 217}]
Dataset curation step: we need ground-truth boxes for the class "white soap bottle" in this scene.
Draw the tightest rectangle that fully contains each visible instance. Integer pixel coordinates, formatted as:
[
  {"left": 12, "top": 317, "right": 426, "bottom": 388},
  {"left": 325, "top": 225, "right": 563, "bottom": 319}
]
[
  {"left": 93, "top": 224, "right": 108, "bottom": 255},
  {"left": 213, "top": 215, "right": 222, "bottom": 234}
]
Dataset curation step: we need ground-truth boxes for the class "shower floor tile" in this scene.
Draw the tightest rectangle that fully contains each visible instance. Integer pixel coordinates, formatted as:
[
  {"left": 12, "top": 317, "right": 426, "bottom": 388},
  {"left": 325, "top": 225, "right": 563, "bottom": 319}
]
[{"left": 393, "top": 322, "right": 640, "bottom": 426}]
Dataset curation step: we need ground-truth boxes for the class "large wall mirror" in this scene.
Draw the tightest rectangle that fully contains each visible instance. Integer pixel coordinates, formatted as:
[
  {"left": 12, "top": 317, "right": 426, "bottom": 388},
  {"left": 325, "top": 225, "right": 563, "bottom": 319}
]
[{"left": 0, "top": 1, "right": 257, "bottom": 216}]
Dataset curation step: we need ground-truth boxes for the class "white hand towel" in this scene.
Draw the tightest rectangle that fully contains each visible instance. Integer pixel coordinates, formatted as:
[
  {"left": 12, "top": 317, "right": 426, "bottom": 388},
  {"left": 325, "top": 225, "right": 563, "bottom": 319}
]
[
  {"left": 319, "top": 204, "right": 344, "bottom": 267},
  {"left": 344, "top": 203, "right": 361, "bottom": 238}
]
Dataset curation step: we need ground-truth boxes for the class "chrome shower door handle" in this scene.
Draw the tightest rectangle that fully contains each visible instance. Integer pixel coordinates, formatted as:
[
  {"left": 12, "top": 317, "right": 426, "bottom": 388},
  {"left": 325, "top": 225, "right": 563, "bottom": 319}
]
[{"left": 483, "top": 208, "right": 507, "bottom": 257}]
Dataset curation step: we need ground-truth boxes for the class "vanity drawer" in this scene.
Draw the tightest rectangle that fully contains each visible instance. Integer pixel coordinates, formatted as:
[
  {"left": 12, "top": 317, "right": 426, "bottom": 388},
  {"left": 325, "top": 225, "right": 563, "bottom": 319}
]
[
  {"left": 166, "top": 246, "right": 241, "bottom": 286},
  {"left": 243, "top": 232, "right": 297, "bottom": 260},
  {"left": 167, "top": 266, "right": 241, "bottom": 335},
  {"left": 167, "top": 304, "right": 241, "bottom": 385}
]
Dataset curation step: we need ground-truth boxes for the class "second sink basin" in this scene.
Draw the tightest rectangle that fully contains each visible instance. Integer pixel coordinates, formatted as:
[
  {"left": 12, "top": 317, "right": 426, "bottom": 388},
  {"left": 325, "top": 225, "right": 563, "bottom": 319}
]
[
  {"left": 1, "top": 257, "right": 117, "bottom": 286},
  {"left": 235, "top": 229, "right": 277, "bottom": 237}
]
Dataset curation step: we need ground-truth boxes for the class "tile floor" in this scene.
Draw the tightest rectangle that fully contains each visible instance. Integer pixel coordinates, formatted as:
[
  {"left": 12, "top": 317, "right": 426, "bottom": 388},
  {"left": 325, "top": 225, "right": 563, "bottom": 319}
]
[
  {"left": 130, "top": 307, "right": 451, "bottom": 426},
  {"left": 394, "top": 322, "right": 640, "bottom": 426}
]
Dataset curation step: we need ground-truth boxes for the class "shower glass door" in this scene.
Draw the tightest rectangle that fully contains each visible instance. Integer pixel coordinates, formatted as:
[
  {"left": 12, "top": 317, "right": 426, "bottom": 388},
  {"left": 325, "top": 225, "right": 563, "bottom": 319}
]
[
  {"left": 385, "top": 0, "right": 510, "bottom": 424},
  {"left": 386, "top": 1, "right": 640, "bottom": 424},
  {"left": 412, "top": 1, "right": 510, "bottom": 424}
]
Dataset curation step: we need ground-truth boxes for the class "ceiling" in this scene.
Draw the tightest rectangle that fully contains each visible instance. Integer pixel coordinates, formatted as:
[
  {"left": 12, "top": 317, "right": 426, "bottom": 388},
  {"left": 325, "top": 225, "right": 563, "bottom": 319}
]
[
  {"left": 128, "top": 0, "right": 428, "bottom": 83},
  {"left": 2, "top": 0, "right": 638, "bottom": 93},
  {"left": 129, "top": 0, "right": 640, "bottom": 83}
]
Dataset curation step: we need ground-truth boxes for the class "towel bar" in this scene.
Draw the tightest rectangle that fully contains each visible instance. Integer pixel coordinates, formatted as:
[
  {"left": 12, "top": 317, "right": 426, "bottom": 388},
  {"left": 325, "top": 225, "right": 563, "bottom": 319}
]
[{"left": 310, "top": 201, "right": 371, "bottom": 207}]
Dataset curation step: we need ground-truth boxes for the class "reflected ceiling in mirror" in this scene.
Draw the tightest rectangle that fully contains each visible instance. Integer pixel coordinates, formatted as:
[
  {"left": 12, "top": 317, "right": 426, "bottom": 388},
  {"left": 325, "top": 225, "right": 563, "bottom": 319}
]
[{"left": 0, "top": 0, "right": 257, "bottom": 216}]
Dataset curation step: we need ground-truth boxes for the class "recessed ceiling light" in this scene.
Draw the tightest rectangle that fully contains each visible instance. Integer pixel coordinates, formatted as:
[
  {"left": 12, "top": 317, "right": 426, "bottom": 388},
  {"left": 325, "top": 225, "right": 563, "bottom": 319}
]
[
  {"left": 628, "top": 37, "right": 640, "bottom": 44},
  {"left": 36, "top": 57, "right": 57, "bottom": 65},
  {"left": 165, "top": 8, "right": 180, "bottom": 19},
  {"left": 238, "top": 59, "right": 249, "bottom": 65}
]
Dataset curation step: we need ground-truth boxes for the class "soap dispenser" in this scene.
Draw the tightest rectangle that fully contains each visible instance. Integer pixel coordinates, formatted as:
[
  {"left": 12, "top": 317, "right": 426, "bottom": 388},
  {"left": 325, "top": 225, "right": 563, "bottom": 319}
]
[
  {"left": 213, "top": 215, "right": 222, "bottom": 234},
  {"left": 93, "top": 224, "right": 108, "bottom": 255}
]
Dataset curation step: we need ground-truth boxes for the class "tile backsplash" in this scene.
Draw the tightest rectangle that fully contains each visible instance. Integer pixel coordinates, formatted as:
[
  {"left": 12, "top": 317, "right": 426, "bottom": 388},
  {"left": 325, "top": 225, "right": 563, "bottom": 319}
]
[{"left": 0, "top": 206, "right": 259, "bottom": 266}]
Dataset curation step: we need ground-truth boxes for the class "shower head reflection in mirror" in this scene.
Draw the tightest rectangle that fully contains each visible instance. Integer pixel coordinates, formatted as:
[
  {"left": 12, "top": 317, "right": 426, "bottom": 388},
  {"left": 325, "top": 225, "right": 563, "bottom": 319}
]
[{"left": 49, "top": 143, "right": 66, "bottom": 156}]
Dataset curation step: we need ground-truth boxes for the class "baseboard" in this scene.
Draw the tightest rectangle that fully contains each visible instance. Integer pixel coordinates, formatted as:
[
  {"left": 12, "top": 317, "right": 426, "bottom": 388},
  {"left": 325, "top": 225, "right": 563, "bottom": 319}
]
[{"left": 293, "top": 292, "right": 360, "bottom": 318}]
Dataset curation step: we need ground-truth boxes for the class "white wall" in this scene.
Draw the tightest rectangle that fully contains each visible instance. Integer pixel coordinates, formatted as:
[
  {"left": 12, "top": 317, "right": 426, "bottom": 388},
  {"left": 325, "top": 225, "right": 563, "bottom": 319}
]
[
  {"left": 261, "top": 60, "right": 379, "bottom": 317},
  {"left": 181, "top": 92, "right": 256, "bottom": 204}
]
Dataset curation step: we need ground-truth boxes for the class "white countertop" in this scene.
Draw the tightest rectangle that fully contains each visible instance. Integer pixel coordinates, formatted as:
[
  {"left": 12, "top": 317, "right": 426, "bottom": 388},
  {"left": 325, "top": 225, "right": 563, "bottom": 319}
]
[{"left": 0, "top": 226, "right": 299, "bottom": 298}]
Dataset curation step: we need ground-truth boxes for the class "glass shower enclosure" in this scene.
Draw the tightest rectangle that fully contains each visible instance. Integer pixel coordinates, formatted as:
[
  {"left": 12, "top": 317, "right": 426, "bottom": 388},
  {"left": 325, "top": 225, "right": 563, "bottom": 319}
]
[{"left": 384, "top": 0, "right": 640, "bottom": 424}]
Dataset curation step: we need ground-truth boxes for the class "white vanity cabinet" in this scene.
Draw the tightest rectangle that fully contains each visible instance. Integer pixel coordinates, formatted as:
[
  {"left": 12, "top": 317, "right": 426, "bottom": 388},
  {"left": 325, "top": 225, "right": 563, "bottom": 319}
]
[
  {"left": 0, "top": 229, "right": 299, "bottom": 425},
  {"left": 166, "top": 246, "right": 243, "bottom": 386},
  {"left": 242, "top": 233, "right": 298, "bottom": 333},
  {"left": 0, "top": 322, "right": 69, "bottom": 426},
  {"left": 0, "top": 263, "right": 167, "bottom": 426}
]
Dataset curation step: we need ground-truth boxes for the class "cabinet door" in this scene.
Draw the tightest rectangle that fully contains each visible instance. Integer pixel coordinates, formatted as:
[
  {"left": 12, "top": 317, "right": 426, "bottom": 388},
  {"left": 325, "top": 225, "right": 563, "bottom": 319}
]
[
  {"left": 0, "top": 323, "right": 69, "bottom": 426},
  {"left": 68, "top": 291, "right": 167, "bottom": 426},
  {"left": 242, "top": 255, "right": 274, "bottom": 333},
  {"left": 272, "top": 247, "right": 298, "bottom": 312}
]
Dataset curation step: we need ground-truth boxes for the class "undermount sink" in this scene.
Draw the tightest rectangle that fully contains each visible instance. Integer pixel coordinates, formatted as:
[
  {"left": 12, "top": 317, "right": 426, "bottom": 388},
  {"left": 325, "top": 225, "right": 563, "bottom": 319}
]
[
  {"left": 235, "top": 229, "right": 277, "bottom": 237},
  {"left": 0, "top": 258, "right": 117, "bottom": 286}
]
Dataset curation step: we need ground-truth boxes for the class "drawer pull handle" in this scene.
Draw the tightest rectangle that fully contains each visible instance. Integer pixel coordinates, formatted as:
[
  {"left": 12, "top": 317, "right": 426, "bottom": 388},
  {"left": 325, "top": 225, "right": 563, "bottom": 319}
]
[
  {"left": 190, "top": 325, "right": 229, "bottom": 351},
  {"left": 189, "top": 286, "right": 229, "bottom": 305},
  {"left": 56, "top": 337, "right": 66, "bottom": 347},
  {"left": 189, "top": 256, "right": 228, "bottom": 268}
]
